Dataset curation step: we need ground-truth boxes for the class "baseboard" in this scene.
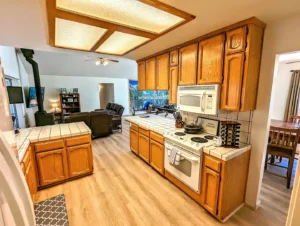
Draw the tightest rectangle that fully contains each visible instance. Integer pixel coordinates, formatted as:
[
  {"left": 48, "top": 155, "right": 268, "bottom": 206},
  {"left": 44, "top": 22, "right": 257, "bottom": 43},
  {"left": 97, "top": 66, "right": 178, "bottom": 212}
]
[
  {"left": 245, "top": 199, "right": 261, "bottom": 210},
  {"left": 221, "top": 204, "right": 245, "bottom": 223}
]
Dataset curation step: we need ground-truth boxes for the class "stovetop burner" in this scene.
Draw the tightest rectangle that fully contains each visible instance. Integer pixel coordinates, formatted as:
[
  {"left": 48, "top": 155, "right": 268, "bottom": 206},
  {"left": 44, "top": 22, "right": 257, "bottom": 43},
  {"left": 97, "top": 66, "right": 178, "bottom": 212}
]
[
  {"left": 204, "top": 135, "right": 214, "bottom": 140},
  {"left": 191, "top": 137, "right": 208, "bottom": 143},
  {"left": 175, "top": 132, "right": 186, "bottom": 136}
]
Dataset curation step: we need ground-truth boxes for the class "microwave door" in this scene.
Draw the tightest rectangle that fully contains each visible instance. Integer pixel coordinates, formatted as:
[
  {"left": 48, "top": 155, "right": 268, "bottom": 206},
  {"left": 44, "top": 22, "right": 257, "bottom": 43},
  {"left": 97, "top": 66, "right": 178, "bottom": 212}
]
[{"left": 179, "top": 94, "right": 204, "bottom": 113}]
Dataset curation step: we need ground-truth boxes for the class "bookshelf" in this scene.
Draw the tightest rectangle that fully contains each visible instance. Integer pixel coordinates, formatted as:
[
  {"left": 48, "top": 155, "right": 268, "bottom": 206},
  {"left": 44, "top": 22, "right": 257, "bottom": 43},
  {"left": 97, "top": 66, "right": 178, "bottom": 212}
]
[{"left": 60, "top": 93, "right": 81, "bottom": 119}]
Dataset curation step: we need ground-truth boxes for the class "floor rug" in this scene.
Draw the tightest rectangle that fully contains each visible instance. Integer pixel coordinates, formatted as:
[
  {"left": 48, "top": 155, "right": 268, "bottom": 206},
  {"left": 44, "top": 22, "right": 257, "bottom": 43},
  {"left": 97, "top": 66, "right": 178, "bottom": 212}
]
[{"left": 34, "top": 194, "right": 69, "bottom": 226}]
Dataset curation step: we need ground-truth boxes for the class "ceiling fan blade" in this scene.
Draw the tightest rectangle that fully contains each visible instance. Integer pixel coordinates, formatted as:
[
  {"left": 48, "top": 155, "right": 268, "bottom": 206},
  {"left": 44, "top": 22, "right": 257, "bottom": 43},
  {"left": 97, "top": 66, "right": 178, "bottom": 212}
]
[
  {"left": 106, "top": 59, "right": 119, "bottom": 63},
  {"left": 286, "top": 61, "right": 300, "bottom": 64}
]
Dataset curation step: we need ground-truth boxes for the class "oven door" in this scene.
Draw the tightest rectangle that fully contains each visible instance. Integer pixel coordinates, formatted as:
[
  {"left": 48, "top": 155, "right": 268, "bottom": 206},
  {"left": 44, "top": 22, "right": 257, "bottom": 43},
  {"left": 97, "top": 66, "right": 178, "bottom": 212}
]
[
  {"left": 177, "top": 94, "right": 204, "bottom": 114},
  {"left": 164, "top": 142, "right": 201, "bottom": 193}
]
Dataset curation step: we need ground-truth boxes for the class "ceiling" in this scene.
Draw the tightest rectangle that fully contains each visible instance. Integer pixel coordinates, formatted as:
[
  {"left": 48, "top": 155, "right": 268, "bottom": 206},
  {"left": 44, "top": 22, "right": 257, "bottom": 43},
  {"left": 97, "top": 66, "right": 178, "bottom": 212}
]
[
  {"left": 0, "top": 0, "right": 300, "bottom": 61},
  {"left": 17, "top": 50, "right": 137, "bottom": 79}
]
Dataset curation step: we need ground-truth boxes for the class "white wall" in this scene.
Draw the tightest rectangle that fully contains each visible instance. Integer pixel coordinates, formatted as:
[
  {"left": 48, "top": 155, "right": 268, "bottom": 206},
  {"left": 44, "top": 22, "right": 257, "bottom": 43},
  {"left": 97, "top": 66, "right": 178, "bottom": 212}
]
[
  {"left": 40, "top": 75, "right": 130, "bottom": 115},
  {"left": 271, "top": 62, "right": 300, "bottom": 120},
  {"left": 245, "top": 13, "right": 300, "bottom": 212},
  {"left": 0, "top": 46, "right": 20, "bottom": 79}
]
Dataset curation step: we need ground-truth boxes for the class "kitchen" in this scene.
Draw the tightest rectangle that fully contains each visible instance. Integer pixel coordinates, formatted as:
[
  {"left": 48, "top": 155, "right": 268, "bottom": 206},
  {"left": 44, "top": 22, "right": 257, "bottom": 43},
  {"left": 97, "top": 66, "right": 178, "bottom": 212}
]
[{"left": 126, "top": 16, "right": 263, "bottom": 222}]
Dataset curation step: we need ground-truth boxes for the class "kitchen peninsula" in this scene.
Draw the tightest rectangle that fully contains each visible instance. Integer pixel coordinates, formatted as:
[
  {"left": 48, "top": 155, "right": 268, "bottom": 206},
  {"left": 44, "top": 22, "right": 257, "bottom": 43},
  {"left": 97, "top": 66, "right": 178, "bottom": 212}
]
[
  {"left": 3, "top": 122, "right": 93, "bottom": 200},
  {"left": 125, "top": 115, "right": 250, "bottom": 222}
]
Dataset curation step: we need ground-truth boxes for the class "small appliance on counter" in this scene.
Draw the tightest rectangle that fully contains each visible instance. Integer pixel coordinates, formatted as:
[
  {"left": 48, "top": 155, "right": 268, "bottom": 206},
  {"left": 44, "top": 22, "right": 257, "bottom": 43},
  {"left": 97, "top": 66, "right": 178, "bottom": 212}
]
[
  {"left": 174, "top": 111, "right": 184, "bottom": 128},
  {"left": 220, "top": 121, "right": 241, "bottom": 148}
]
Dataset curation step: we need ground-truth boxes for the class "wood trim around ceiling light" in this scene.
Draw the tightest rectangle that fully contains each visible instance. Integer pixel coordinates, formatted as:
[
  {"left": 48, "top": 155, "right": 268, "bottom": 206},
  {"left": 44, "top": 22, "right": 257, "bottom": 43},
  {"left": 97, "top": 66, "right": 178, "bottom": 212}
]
[
  {"left": 45, "top": 0, "right": 196, "bottom": 56},
  {"left": 136, "top": 16, "right": 266, "bottom": 62}
]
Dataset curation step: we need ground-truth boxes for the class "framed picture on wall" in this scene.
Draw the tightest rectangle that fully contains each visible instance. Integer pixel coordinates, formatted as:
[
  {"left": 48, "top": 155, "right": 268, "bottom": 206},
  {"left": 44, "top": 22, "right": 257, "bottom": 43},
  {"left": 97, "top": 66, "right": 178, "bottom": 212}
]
[
  {"left": 73, "top": 88, "right": 78, "bottom": 93},
  {"left": 61, "top": 88, "right": 67, "bottom": 94}
]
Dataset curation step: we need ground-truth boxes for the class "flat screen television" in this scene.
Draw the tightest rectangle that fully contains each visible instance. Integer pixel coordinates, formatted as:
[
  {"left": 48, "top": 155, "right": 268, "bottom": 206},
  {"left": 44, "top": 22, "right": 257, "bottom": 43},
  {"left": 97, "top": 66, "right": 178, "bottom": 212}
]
[
  {"left": 6, "top": 86, "right": 24, "bottom": 104},
  {"left": 28, "top": 87, "right": 45, "bottom": 108}
]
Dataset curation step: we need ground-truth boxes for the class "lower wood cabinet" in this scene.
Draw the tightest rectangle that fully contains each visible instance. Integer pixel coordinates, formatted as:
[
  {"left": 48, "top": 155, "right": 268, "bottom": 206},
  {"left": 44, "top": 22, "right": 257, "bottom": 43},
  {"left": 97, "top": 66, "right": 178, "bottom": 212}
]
[
  {"left": 150, "top": 140, "right": 164, "bottom": 175},
  {"left": 139, "top": 133, "right": 150, "bottom": 163},
  {"left": 25, "top": 161, "right": 38, "bottom": 197},
  {"left": 67, "top": 144, "right": 93, "bottom": 178},
  {"left": 36, "top": 148, "right": 69, "bottom": 186},
  {"left": 201, "top": 167, "right": 221, "bottom": 215},
  {"left": 130, "top": 128, "right": 139, "bottom": 154}
]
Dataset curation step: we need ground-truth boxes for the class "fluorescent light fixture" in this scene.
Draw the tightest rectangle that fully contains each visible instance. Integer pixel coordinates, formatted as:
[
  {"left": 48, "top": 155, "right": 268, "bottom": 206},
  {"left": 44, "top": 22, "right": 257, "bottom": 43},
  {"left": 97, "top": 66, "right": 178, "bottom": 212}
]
[
  {"left": 96, "top": 31, "right": 149, "bottom": 55},
  {"left": 56, "top": 0, "right": 185, "bottom": 34},
  {"left": 55, "top": 18, "right": 108, "bottom": 50}
]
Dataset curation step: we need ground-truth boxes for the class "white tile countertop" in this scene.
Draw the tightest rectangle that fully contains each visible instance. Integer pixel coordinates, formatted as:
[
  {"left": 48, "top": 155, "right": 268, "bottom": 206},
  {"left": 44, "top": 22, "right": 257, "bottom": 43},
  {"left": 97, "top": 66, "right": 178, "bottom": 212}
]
[
  {"left": 125, "top": 114, "right": 251, "bottom": 161},
  {"left": 203, "top": 145, "right": 251, "bottom": 161},
  {"left": 3, "top": 122, "right": 91, "bottom": 162}
]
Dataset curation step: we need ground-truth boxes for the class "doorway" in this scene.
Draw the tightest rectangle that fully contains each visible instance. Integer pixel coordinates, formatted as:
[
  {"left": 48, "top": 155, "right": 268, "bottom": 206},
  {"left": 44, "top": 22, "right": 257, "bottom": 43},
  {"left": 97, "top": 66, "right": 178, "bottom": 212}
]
[{"left": 99, "top": 83, "right": 115, "bottom": 109}]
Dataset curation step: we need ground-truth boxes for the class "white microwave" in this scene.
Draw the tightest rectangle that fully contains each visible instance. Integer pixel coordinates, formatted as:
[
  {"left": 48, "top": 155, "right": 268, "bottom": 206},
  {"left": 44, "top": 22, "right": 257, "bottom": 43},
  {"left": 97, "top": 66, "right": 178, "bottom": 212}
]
[{"left": 177, "top": 85, "right": 220, "bottom": 115}]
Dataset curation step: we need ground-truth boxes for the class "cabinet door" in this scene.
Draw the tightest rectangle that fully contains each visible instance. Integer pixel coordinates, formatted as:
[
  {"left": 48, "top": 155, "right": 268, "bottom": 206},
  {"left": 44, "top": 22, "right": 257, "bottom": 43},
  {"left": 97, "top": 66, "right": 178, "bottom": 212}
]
[
  {"left": 150, "top": 140, "right": 164, "bottom": 175},
  {"left": 169, "top": 66, "right": 178, "bottom": 105},
  {"left": 25, "top": 161, "right": 37, "bottom": 196},
  {"left": 36, "top": 149, "right": 69, "bottom": 186},
  {"left": 220, "top": 52, "right": 245, "bottom": 111},
  {"left": 138, "top": 61, "right": 146, "bottom": 90},
  {"left": 145, "top": 57, "right": 156, "bottom": 90},
  {"left": 130, "top": 129, "right": 139, "bottom": 154},
  {"left": 156, "top": 53, "right": 169, "bottom": 90},
  {"left": 139, "top": 133, "right": 150, "bottom": 163},
  {"left": 226, "top": 26, "right": 247, "bottom": 55},
  {"left": 179, "top": 43, "right": 198, "bottom": 85},
  {"left": 67, "top": 144, "right": 93, "bottom": 178},
  {"left": 170, "top": 49, "right": 179, "bottom": 66},
  {"left": 197, "top": 34, "right": 225, "bottom": 84},
  {"left": 202, "top": 167, "right": 221, "bottom": 215}
]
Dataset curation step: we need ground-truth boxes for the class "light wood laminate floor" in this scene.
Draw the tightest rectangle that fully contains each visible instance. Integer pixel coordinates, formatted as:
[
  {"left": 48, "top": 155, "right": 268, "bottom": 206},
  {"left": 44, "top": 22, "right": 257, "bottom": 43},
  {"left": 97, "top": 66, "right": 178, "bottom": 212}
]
[{"left": 34, "top": 122, "right": 292, "bottom": 226}]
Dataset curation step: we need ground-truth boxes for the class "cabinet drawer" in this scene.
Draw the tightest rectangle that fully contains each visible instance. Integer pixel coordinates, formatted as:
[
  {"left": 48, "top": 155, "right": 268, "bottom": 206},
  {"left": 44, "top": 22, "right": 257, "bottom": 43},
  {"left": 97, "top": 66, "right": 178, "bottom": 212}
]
[
  {"left": 150, "top": 131, "right": 164, "bottom": 144},
  {"left": 65, "top": 135, "right": 91, "bottom": 147},
  {"left": 35, "top": 140, "right": 64, "bottom": 153},
  {"left": 130, "top": 123, "right": 139, "bottom": 132},
  {"left": 205, "top": 155, "right": 222, "bottom": 173},
  {"left": 139, "top": 127, "right": 150, "bottom": 137}
]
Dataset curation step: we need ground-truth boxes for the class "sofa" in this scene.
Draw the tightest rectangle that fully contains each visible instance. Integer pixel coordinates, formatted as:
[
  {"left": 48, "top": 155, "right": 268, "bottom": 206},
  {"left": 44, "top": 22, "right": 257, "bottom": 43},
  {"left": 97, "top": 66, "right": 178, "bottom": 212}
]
[
  {"left": 95, "top": 102, "right": 125, "bottom": 132},
  {"left": 65, "top": 111, "right": 112, "bottom": 138}
]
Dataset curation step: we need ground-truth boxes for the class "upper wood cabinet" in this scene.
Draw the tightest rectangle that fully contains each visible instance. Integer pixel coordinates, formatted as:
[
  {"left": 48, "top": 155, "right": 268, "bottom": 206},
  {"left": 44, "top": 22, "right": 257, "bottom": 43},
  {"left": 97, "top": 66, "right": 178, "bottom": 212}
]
[
  {"left": 139, "top": 133, "right": 150, "bottom": 163},
  {"left": 138, "top": 61, "right": 146, "bottom": 91},
  {"left": 156, "top": 53, "right": 169, "bottom": 90},
  {"left": 220, "top": 52, "right": 245, "bottom": 111},
  {"left": 150, "top": 139, "right": 164, "bottom": 175},
  {"left": 178, "top": 43, "right": 198, "bottom": 85},
  {"left": 67, "top": 144, "right": 93, "bottom": 178},
  {"left": 170, "top": 49, "right": 179, "bottom": 66},
  {"left": 169, "top": 66, "right": 178, "bottom": 105},
  {"left": 145, "top": 58, "right": 156, "bottom": 90},
  {"left": 226, "top": 26, "right": 247, "bottom": 55},
  {"left": 197, "top": 34, "right": 225, "bottom": 84},
  {"left": 130, "top": 128, "right": 139, "bottom": 154},
  {"left": 36, "top": 149, "right": 69, "bottom": 186}
]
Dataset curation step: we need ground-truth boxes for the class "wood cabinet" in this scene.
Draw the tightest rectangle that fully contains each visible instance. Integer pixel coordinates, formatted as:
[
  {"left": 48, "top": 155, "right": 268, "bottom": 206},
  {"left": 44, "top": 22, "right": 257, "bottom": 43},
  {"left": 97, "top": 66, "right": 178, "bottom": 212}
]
[
  {"left": 130, "top": 128, "right": 139, "bottom": 154},
  {"left": 169, "top": 66, "right": 178, "bottom": 105},
  {"left": 150, "top": 140, "right": 164, "bottom": 175},
  {"left": 202, "top": 167, "right": 221, "bottom": 215},
  {"left": 22, "top": 146, "right": 37, "bottom": 199},
  {"left": 139, "top": 133, "right": 150, "bottom": 163},
  {"left": 36, "top": 149, "right": 69, "bottom": 186},
  {"left": 170, "top": 49, "right": 179, "bottom": 66},
  {"left": 220, "top": 52, "right": 245, "bottom": 111},
  {"left": 178, "top": 43, "right": 198, "bottom": 85},
  {"left": 145, "top": 57, "right": 156, "bottom": 90},
  {"left": 226, "top": 26, "right": 247, "bottom": 55},
  {"left": 67, "top": 144, "right": 93, "bottom": 178},
  {"left": 138, "top": 61, "right": 146, "bottom": 90},
  {"left": 156, "top": 53, "right": 169, "bottom": 90},
  {"left": 197, "top": 34, "right": 225, "bottom": 84}
]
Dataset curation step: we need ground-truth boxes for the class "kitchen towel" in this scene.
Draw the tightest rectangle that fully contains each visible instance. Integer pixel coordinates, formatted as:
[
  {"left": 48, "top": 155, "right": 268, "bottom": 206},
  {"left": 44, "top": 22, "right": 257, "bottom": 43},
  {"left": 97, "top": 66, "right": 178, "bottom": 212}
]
[{"left": 168, "top": 149, "right": 178, "bottom": 164}]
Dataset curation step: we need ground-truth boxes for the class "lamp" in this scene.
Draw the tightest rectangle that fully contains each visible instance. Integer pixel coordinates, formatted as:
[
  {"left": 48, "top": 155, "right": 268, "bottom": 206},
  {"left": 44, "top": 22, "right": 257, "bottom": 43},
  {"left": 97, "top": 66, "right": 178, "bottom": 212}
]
[{"left": 52, "top": 103, "right": 58, "bottom": 113}]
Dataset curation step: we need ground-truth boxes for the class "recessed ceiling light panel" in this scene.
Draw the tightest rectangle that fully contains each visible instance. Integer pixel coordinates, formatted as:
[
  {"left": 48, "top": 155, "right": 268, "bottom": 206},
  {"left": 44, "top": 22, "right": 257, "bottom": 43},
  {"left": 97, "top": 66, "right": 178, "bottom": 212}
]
[
  {"left": 55, "top": 18, "right": 107, "bottom": 50},
  {"left": 96, "top": 31, "right": 150, "bottom": 55},
  {"left": 56, "top": 0, "right": 185, "bottom": 34}
]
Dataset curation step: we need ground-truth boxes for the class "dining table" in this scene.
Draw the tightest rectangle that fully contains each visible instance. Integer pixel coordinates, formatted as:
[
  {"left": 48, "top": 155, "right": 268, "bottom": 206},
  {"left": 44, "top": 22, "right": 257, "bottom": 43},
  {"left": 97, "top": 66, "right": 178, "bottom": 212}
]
[{"left": 270, "top": 119, "right": 300, "bottom": 130}]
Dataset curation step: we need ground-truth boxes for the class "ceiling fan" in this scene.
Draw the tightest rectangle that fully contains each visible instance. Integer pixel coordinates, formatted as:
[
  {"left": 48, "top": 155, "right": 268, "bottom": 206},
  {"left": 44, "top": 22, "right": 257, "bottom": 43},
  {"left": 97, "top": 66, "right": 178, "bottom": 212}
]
[
  {"left": 286, "top": 61, "right": 300, "bottom": 64},
  {"left": 85, "top": 57, "right": 119, "bottom": 66}
]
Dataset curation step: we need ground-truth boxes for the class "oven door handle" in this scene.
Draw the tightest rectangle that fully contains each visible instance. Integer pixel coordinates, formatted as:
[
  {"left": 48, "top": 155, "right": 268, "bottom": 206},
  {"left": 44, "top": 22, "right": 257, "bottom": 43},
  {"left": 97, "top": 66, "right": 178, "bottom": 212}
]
[{"left": 180, "top": 153, "right": 200, "bottom": 163}]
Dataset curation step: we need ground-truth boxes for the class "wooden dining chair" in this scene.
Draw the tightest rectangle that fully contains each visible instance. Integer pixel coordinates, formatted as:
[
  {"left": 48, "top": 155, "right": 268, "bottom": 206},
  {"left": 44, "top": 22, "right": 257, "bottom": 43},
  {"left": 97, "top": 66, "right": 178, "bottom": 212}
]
[
  {"left": 289, "top": 115, "right": 300, "bottom": 123},
  {"left": 265, "top": 126, "right": 300, "bottom": 189}
]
